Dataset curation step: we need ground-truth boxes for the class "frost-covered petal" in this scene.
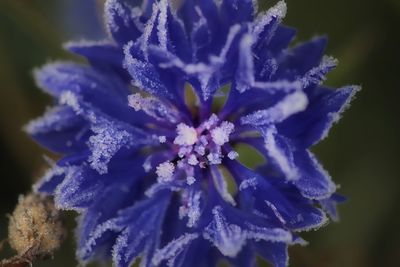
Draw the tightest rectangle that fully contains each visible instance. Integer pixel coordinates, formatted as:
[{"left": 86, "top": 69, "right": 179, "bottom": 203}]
[
  {"left": 152, "top": 233, "right": 199, "bottom": 267},
  {"left": 210, "top": 166, "right": 236, "bottom": 206},
  {"left": 181, "top": 189, "right": 203, "bottom": 228},
  {"left": 178, "top": 0, "right": 221, "bottom": 59},
  {"left": 128, "top": 93, "right": 180, "bottom": 124},
  {"left": 111, "top": 193, "right": 171, "bottom": 267},
  {"left": 55, "top": 153, "right": 146, "bottom": 211},
  {"left": 235, "top": 34, "right": 255, "bottom": 93},
  {"left": 173, "top": 238, "right": 219, "bottom": 267},
  {"left": 34, "top": 62, "right": 126, "bottom": 98},
  {"left": 24, "top": 106, "right": 88, "bottom": 154},
  {"left": 220, "top": 0, "right": 256, "bottom": 25},
  {"left": 186, "top": 23, "right": 245, "bottom": 100},
  {"left": 64, "top": 40, "right": 129, "bottom": 80},
  {"left": 301, "top": 56, "right": 338, "bottom": 88},
  {"left": 255, "top": 241, "right": 288, "bottom": 267},
  {"left": 220, "top": 82, "right": 300, "bottom": 120},
  {"left": 236, "top": 33, "right": 302, "bottom": 93},
  {"left": 104, "top": 0, "right": 143, "bottom": 44},
  {"left": 146, "top": 45, "right": 214, "bottom": 98},
  {"left": 54, "top": 166, "right": 104, "bottom": 210},
  {"left": 318, "top": 194, "right": 346, "bottom": 221},
  {"left": 228, "top": 161, "right": 328, "bottom": 231},
  {"left": 34, "top": 62, "right": 148, "bottom": 126},
  {"left": 87, "top": 117, "right": 148, "bottom": 174},
  {"left": 252, "top": 1, "right": 287, "bottom": 52},
  {"left": 203, "top": 206, "right": 293, "bottom": 258},
  {"left": 187, "top": 6, "right": 212, "bottom": 61},
  {"left": 203, "top": 206, "right": 247, "bottom": 257},
  {"left": 34, "top": 165, "right": 68, "bottom": 194},
  {"left": 241, "top": 91, "right": 308, "bottom": 126},
  {"left": 153, "top": 0, "right": 192, "bottom": 61},
  {"left": 276, "top": 37, "right": 328, "bottom": 78},
  {"left": 78, "top": 192, "right": 170, "bottom": 264},
  {"left": 260, "top": 126, "right": 299, "bottom": 181},
  {"left": 293, "top": 150, "right": 336, "bottom": 199},
  {"left": 33, "top": 154, "right": 82, "bottom": 194},
  {"left": 124, "top": 46, "right": 176, "bottom": 99},
  {"left": 279, "top": 86, "right": 360, "bottom": 147},
  {"left": 76, "top": 183, "right": 140, "bottom": 262},
  {"left": 76, "top": 159, "right": 147, "bottom": 261},
  {"left": 155, "top": 23, "right": 244, "bottom": 100},
  {"left": 58, "top": 90, "right": 158, "bottom": 174},
  {"left": 227, "top": 245, "right": 256, "bottom": 267},
  {"left": 268, "top": 25, "right": 297, "bottom": 55}
]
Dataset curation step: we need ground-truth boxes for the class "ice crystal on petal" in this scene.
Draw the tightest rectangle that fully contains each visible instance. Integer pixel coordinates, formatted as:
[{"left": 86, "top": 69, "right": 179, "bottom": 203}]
[
  {"left": 152, "top": 233, "right": 199, "bottom": 266},
  {"left": 128, "top": 93, "right": 179, "bottom": 123},
  {"left": 59, "top": 91, "right": 81, "bottom": 113},
  {"left": 159, "top": 135, "right": 166, "bottom": 143},
  {"left": 241, "top": 91, "right": 309, "bottom": 126},
  {"left": 239, "top": 177, "right": 258, "bottom": 191},
  {"left": 244, "top": 223, "right": 292, "bottom": 243},
  {"left": 105, "top": 0, "right": 131, "bottom": 32},
  {"left": 25, "top": 106, "right": 68, "bottom": 134},
  {"left": 186, "top": 191, "right": 202, "bottom": 227},
  {"left": 186, "top": 176, "right": 196, "bottom": 185},
  {"left": 227, "top": 151, "right": 239, "bottom": 160},
  {"left": 253, "top": 1, "right": 287, "bottom": 38},
  {"left": 88, "top": 122, "right": 130, "bottom": 174}
]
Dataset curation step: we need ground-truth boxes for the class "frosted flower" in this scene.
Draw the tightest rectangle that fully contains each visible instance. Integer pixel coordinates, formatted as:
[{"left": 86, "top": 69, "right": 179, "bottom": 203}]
[{"left": 26, "top": 1, "right": 359, "bottom": 267}]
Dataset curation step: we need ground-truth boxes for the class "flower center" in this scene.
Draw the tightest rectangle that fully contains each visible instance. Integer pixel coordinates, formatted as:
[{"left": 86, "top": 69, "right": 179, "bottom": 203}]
[{"left": 154, "top": 114, "right": 239, "bottom": 184}]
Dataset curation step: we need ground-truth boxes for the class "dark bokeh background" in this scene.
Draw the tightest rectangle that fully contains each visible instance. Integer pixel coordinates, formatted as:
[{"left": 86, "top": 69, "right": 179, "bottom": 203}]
[{"left": 0, "top": 0, "right": 399, "bottom": 266}]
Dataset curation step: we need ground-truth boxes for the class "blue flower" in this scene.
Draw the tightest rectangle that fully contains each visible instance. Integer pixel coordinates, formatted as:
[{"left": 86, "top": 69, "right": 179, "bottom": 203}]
[{"left": 26, "top": 1, "right": 359, "bottom": 266}]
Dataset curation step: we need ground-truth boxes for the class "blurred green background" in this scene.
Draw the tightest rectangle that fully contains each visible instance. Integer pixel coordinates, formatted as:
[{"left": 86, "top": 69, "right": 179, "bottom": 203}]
[{"left": 0, "top": 0, "right": 399, "bottom": 266}]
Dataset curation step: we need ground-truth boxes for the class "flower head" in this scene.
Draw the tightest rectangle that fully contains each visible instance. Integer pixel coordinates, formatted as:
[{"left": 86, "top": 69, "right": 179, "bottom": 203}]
[{"left": 26, "top": 0, "right": 359, "bottom": 266}]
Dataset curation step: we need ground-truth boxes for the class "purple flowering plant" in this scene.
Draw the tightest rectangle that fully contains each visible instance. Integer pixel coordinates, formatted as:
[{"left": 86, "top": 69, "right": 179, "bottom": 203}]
[{"left": 25, "top": 0, "right": 359, "bottom": 266}]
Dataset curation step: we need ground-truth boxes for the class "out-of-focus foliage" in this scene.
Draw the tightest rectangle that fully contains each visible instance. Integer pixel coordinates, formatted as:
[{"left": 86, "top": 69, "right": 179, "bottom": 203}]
[{"left": 0, "top": 0, "right": 399, "bottom": 266}]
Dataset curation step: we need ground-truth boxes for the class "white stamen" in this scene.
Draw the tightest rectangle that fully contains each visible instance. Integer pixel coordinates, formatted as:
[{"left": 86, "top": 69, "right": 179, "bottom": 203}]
[
  {"left": 202, "top": 114, "right": 219, "bottom": 130},
  {"left": 241, "top": 91, "right": 308, "bottom": 126},
  {"left": 174, "top": 123, "right": 198, "bottom": 146},
  {"left": 211, "top": 121, "right": 235, "bottom": 146},
  {"left": 187, "top": 191, "right": 202, "bottom": 227},
  {"left": 157, "top": 0, "right": 169, "bottom": 50},
  {"left": 159, "top": 136, "right": 166, "bottom": 143}
]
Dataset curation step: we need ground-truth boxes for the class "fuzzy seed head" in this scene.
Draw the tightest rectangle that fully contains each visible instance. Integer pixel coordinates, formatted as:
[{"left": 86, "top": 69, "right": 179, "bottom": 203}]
[{"left": 8, "top": 193, "right": 65, "bottom": 257}]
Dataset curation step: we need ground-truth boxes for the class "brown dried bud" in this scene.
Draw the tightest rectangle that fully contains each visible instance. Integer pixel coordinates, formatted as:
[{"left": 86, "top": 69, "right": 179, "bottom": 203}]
[{"left": 7, "top": 193, "right": 65, "bottom": 258}]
